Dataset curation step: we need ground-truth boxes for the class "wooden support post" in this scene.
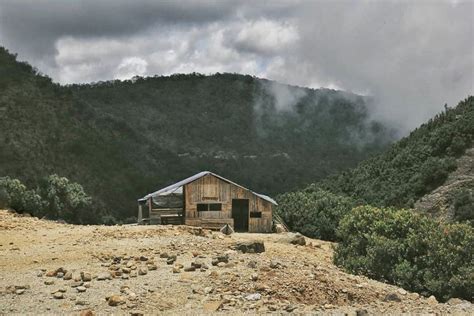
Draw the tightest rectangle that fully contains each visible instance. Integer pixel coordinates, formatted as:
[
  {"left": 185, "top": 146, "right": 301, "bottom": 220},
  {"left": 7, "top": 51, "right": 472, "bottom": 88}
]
[
  {"left": 138, "top": 204, "right": 143, "bottom": 224},
  {"left": 148, "top": 197, "right": 160, "bottom": 224}
]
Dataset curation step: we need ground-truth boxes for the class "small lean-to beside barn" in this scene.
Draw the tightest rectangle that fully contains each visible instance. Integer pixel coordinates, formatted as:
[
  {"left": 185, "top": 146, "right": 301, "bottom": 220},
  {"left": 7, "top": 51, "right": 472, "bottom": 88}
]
[{"left": 137, "top": 171, "right": 276, "bottom": 233}]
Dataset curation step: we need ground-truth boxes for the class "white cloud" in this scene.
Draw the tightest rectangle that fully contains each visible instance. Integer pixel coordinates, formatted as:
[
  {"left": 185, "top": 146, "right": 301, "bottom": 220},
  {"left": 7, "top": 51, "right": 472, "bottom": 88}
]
[
  {"left": 116, "top": 57, "right": 148, "bottom": 79},
  {"left": 232, "top": 19, "right": 299, "bottom": 55}
]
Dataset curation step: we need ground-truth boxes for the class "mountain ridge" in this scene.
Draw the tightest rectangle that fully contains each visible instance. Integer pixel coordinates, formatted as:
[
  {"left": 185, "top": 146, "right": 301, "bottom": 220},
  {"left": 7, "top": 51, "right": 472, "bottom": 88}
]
[{"left": 0, "top": 46, "right": 395, "bottom": 221}]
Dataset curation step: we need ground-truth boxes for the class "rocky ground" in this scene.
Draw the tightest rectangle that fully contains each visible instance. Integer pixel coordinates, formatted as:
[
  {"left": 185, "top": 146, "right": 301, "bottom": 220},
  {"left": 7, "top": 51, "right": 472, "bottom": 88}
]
[{"left": 0, "top": 210, "right": 472, "bottom": 315}]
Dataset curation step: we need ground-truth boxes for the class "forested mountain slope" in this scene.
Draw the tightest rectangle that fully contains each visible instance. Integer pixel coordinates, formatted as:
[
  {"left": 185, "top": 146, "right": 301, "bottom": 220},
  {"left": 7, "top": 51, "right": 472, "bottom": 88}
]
[
  {"left": 282, "top": 96, "right": 474, "bottom": 221},
  {"left": 0, "top": 47, "right": 394, "bottom": 220}
]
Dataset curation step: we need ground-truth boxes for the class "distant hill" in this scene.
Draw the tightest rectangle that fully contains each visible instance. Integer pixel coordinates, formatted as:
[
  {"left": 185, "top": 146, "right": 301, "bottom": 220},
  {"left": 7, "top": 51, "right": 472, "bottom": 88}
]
[
  {"left": 284, "top": 96, "right": 474, "bottom": 222},
  {"left": 0, "top": 47, "right": 394, "bottom": 220}
]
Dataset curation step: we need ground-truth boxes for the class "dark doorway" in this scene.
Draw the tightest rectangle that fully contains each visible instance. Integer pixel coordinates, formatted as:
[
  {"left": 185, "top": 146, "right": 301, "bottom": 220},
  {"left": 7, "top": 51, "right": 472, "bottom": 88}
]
[{"left": 232, "top": 199, "right": 249, "bottom": 232}]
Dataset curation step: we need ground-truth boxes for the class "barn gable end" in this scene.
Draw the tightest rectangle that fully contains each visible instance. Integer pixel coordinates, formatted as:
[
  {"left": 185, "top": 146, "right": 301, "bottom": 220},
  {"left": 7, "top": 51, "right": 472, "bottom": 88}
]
[{"left": 138, "top": 171, "right": 274, "bottom": 233}]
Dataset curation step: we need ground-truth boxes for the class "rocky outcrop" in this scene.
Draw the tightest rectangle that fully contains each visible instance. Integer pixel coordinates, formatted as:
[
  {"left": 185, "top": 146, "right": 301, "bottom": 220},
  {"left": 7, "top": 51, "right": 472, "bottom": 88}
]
[{"left": 415, "top": 147, "right": 474, "bottom": 220}]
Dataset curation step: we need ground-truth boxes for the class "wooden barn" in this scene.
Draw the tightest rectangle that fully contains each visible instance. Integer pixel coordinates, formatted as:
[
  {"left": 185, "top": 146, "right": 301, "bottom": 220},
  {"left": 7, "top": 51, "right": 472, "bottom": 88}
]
[{"left": 137, "top": 171, "right": 276, "bottom": 233}]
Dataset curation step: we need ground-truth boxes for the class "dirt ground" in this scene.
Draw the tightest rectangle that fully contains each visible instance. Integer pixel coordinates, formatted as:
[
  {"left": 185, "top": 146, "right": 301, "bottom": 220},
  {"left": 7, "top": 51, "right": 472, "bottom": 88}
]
[{"left": 0, "top": 210, "right": 472, "bottom": 315}]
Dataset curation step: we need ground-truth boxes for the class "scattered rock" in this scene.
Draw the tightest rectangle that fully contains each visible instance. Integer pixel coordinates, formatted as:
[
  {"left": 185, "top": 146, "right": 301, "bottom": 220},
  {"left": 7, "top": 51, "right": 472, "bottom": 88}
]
[
  {"left": 139, "top": 256, "right": 148, "bottom": 261},
  {"left": 70, "top": 281, "right": 83, "bottom": 288},
  {"left": 274, "top": 224, "right": 286, "bottom": 233},
  {"left": 397, "top": 288, "right": 407, "bottom": 295},
  {"left": 76, "top": 286, "right": 87, "bottom": 293},
  {"left": 81, "top": 272, "right": 92, "bottom": 282},
  {"left": 63, "top": 271, "right": 72, "bottom": 280},
  {"left": 184, "top": 266, "right": 196, "bottom": 272},
  {"left": 79, "top": 310, "right": 94, "bottom": 316},
  {"left": 15, "top": 289, "right": 25, "bottom": 295},
  {"left": 217, "top": 262, "right": 226, "bottom": 268},
  {"left": 107, "top": 295, "right": 125, "bottom": 306},
  {"left": 138, "top": 267, "right": 148, "bottom": 275},
  {"left": 248, "top": 260, "right": 258, "bottom": 269},
  {"left": 147, "top": 263, "right": 158, "bottom": 271},
  {"left": 384, "top": 293, "right": 402, "bottom": 302},
  {"left": 97, "top": 272, "right": 112, "bottom": 280},
  {"left": 159, "top": 253, "right": 169, "bottom": 258},
  {"left": 166, "top": 256, "right": 177, "bottom": 265},
  {"left": 447, "top": 298, "right": 463, "bottom": 305},
  {"left": 289, "top": 233, "right": 306, "bottom": 246},
  {"left": 427, "top": 295, "right": 438, "bottom": 305},
  {"left": 44, "top": 280, "right": 55, "bottom": 285},
  {"left": 235, "top": 240, "right": 265, "bottom": 253},
  {"left": 246, "top": 293, "right": 262, "bottom": 301},
  {"left": 53, "top": 292, "right": 64, "bottom": 299},
  {"left": 251, "top": 273, "right": 259, "bottom": 281},
  {"left": 212, "top": 254, "right": 229, "bottom": 266},
  {"left": 191, "top": 259, "right": 204, "bottom": 269},
  {"left": 203, "top": 300, "right": 223, "bottom": 312},
  {"left": 269, "top": 260, "right": 282, "bottom": 269},
  {"left": 285, "top": 304, "right": 297, "bottom": 312},
  {"left": 172, "top": 266, "right": 181, "bottom": 273},
  {"left": 356, "top": 309, "right": 369, "bottom": 316}
]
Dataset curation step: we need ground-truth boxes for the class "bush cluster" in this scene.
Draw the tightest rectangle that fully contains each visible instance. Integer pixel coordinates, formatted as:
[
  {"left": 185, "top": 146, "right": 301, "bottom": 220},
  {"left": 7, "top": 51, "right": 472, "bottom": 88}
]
[
  {"left": 451, "top": 188, "right": 474, "bottom": 223},
  {"left": 0, "top": 175, "right": 100, "bottom": 224},
  {"left": 276, "top": 189, "right": 356, "bottom": 241},
  {"left": 334, "top": 206, "right": 474, "bottom": 302}
]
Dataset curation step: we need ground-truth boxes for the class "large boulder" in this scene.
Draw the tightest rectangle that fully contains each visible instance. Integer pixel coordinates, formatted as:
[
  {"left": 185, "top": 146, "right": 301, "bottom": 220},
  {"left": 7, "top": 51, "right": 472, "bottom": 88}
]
[
  {"left": 278, "top": 232, "right": 306, "bottom": 246},
  {"left": 234, "top": 240, "right": 265, "bottom": 253},
  {"left": 290, "top": 233, "right": 306, "bottom": 245}
]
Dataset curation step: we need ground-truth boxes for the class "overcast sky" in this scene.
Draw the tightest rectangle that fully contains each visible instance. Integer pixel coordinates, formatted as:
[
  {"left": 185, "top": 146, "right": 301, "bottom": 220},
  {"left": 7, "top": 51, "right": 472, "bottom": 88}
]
[{"left": 0, "top": 0, "right": 472, "bottom": 130}]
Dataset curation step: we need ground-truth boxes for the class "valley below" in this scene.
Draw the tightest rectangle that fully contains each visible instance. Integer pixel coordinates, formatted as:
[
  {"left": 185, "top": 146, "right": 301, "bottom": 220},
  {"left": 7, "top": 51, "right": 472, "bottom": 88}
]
[{"left": 0, "top": 210, "right": 472, "bottom": 315}]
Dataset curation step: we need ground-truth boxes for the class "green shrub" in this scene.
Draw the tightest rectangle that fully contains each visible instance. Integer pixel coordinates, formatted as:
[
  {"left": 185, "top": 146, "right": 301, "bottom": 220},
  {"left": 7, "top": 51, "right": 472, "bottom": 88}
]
[
  {"left": 101, "top": 214, "right": 119, "bottom": 225},
  {"left": 0, "top": 177, "right": 43, "bottom": 213},
  {"left": 452, "top": 188, "right": 474, "bottom": 223},
  {"left": 37, "top": 174, "right": 92, "bottom": 223},
  {"left": 276, "top": 189, "right": 356, "bottom": 241},
  {"left": 334, "top": 205, "right": 474, "bottom": 301},
  {"left": 0, "top": 175, "right": 101, "bottom": 224}
]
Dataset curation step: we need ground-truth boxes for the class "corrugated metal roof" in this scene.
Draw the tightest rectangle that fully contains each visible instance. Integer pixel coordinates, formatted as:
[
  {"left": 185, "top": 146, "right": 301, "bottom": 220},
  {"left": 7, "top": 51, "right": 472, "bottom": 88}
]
[{"left": 139, "top": 171, "right": 277, "bottom": 205}]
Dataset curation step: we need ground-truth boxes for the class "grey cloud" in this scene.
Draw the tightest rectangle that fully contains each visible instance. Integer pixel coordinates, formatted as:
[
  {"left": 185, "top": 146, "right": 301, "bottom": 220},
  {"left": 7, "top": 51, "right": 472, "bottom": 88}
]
[
  {"left": 0, "top": 0, "right": 240, "bottom": 61},
  {"left": 0, "top": 0, "right": 472, "bottom": 132}
]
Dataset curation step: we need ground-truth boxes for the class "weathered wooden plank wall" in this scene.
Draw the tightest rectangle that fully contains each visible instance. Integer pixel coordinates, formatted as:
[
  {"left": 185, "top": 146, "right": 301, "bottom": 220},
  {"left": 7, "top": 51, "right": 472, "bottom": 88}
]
[{"left": 184, "top": 174, "right": 272, "bottom": 232}]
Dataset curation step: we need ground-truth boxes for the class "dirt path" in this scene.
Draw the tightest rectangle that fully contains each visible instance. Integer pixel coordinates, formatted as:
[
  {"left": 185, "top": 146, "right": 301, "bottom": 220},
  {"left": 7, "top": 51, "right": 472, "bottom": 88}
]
[{"left": 0, "top": 210, "right": 472, "bottom": 315}]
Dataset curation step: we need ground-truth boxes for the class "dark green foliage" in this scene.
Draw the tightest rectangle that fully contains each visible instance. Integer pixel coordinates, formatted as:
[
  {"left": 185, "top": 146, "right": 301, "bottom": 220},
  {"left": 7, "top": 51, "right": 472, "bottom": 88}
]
[
  {"left": 316, "top": 96, "right": 474, "bottom": 209},
  {"left": 334, "top": 206, "right": 474, "bottom": 302},
  {"left": 0, "top": 175, "right": 98, "bottom": 224},
  {"left": 452, "top": 188, "right": 474, "bottom": 223},
  {"left": 0, "top": 46, "right": 393, "bottom": 221},
  {"left": 275, "top": 189, "right": 357, "bottom": 241},
  {"left": 36, "top": 174, "right": 94, "bottom": 224},
  {"left": 0, "top": 177, "right": 43, "bottom": 212}
]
